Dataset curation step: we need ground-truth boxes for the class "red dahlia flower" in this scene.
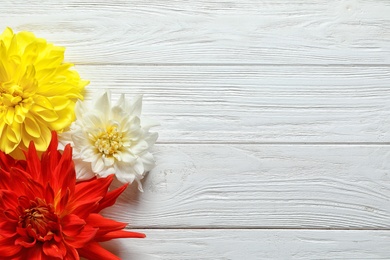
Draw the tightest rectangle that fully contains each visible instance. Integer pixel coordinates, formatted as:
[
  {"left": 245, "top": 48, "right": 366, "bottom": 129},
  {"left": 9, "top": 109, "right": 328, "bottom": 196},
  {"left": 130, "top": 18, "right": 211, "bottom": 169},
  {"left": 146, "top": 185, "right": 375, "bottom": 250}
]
[{"left": 0, "top": 132, "right": 145, "bottom": 259}]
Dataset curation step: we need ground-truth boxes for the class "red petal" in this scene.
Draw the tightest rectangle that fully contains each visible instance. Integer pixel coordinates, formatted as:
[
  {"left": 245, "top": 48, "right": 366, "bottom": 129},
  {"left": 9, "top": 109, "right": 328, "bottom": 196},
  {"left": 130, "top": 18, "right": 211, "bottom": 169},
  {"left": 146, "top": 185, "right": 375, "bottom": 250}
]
[
  {"left": 77, "top": 241, "right": 120, "bottom": 260},
  {"left": 41, "top": 151, "right": 59, "bottom": 187},
  {"left": 40, "top": 132, "right": 75, "bottom": 196},
  {"left": 67, "top": 197, "right": 101, "bottom": 219},
  {"left": 41, "top": 131, "right": 60, "bottom": 175},
  {"left": 21, "top": 178, "right": 45, "bottom": 200},
  {"left": 26, "top": 139, "right": 41, "bottom": 182},
  {"left": 61, "top": 214, "right": 86, "bottom": 237},
  {"left": 0, "top": 220, "right": 17, "bottom": 237},
  {"left": 0, "top": 151, "right": 13, "bottom": 169},
  {"left": 64, "top": 224, "right": 98, "bottom": 248},
  {"left": 28, "top": 243, "right": 43, "bottom": 259},
  {"left": 95, "top": 182, "right": 128, "bottom": 212},
  {"left": 0, "top": 190, "right": 18, "bottom": 210},
  {"left": 85, "top": 213, "right": 126, "bottom": 235},
  {"left": 44, "top": 184, "right": 55, "bottom": 206},
  {"left": 97, "top": 230, "right": 146, "bottom": 242},
  {"left": 0, "top": 236, "right": 22, "bottom": 257},
  {"left": 47, "top": 131, "right": 60, "bottom": 157},
  {"left": 15, "top": 236, "right": 36, "bottom": 248},
  {"left": 0, "top": 150, "right": 24, "bottom": 170},
  {"left": 65, "top": 245, "right": 79, "bottom": 260},
  {"left": 8, "top": 168, "right": 43, "bottom": 198},
  {"left": 2, "top": 209, "right": 19, "bottom": 223},
  {"left": 57, "top": 188, "right": 70, "bottom": 213},
  {"left": 7, "top": 168, "right": 33, "bottom": 196},
  {"left": 43, "top": 240, "right": 65, "bottom": 259},
  {"left": 0, "top": 168, "right": 11, "bottom": 190},
  {"left": 73, "top": 175, "right": 113, "bottom": 206},
  {"left": 56, "top": 144, "right": 76, "bottom": 195}
]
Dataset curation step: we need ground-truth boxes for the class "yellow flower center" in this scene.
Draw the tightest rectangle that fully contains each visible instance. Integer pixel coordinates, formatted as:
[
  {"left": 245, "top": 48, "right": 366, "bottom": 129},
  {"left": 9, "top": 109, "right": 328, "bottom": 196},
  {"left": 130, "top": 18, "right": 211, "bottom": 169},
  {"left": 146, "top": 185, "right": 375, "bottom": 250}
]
[
  {"left": 0, "top": 83, "right": 25, "bottom": 109},
  {"left": 95, "top": 126, "right": 124, "bottom": 156}
]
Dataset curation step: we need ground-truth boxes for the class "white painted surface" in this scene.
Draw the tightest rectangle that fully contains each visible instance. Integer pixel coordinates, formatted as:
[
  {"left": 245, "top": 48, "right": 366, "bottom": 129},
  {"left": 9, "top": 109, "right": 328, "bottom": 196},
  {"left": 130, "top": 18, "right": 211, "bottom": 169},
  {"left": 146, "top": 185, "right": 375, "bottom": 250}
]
[
  {"left": 76, "top": 65, "right": 390, "bottom": 143},
  {"left": 3, "top": 1, "right": 390, "bottom": 65},
  {"left": 104, "top": 144, "right": 390, "bottom": 229},
  {"left": 101, "top": 230, "right": 390, "bottom": 260},
  {"left": 2, "top": 1, "right": 390, "bottom": 259}
]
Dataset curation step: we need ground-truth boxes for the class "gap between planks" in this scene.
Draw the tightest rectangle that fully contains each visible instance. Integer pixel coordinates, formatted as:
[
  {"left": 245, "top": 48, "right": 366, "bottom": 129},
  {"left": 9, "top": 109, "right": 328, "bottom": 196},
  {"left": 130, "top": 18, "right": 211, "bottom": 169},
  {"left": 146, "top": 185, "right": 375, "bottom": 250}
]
[
  {"left": 126, "top": 227, "right": 390, "bottom": 231},
  {"left": 155, "top": 141, "right": 390, "bottom": 145},
  {"left": 71, "top": 63, "right": 390, "bottom": 67}
]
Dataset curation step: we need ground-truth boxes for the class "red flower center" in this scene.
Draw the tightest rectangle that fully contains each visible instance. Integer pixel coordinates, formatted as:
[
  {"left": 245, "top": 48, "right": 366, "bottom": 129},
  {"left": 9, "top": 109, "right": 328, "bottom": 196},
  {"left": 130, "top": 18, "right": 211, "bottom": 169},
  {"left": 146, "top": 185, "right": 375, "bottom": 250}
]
[{"left": 17, "top": 197, "right": 61, "bottom": 243}]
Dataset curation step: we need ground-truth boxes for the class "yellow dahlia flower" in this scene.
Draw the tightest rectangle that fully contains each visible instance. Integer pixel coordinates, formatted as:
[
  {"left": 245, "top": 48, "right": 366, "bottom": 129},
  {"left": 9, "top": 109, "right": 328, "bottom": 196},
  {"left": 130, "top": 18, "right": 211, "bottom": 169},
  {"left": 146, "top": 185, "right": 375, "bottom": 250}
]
[{"left": 0, "top": 27, "right": 88, "bottom": 157}]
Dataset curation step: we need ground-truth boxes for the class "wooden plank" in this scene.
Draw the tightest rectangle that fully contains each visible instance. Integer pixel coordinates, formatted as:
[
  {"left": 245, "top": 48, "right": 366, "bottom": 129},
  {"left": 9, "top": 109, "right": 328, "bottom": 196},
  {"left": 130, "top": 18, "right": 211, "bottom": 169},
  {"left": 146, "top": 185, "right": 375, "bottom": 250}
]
[
  {"left": 76, "top": 65, "right": 390, "bottom": 143},
  {"left": 2, "top": 1, "right": 390, "bottom": 64},
  {"left": 102, "top": 144, "right": 390, "bottom": 229},
  {"left": 102, "top": 229, "right": 390, "bottom": 259}
]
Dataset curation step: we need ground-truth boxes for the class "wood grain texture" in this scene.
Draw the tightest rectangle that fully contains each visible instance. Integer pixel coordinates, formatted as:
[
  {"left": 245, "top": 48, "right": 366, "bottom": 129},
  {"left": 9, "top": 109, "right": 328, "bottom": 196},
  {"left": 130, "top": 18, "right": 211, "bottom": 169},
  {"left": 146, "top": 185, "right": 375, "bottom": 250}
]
[
  {"left": 102, "top": 144, "right": 390, "bottom": 229},
  {"left": 1, "top": 0, "right": 390, "bottom": 64},
  {"left": 101, "top": 229, "right": 390, "bottom": 260},
  {"left": 76, "top": 65, "right": 390, "bottom": 143}
]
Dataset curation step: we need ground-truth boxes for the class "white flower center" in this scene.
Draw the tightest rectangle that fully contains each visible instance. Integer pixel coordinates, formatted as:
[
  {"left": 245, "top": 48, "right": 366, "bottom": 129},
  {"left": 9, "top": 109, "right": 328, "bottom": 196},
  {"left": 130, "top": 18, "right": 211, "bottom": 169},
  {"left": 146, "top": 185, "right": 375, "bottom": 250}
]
[{"left": 94, "top": 126, "right": 124, "bottom": 156}]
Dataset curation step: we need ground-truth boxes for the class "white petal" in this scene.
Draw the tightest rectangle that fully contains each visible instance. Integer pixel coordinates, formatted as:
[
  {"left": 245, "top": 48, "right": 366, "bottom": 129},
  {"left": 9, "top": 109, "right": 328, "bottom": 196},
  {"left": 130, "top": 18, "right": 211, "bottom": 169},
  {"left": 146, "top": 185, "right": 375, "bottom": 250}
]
[
  {"left": 135, "top": 179, "right": 144, "bottom": 192},
  {"left": 94, "top": 91, "right": 111, "bottom": 120},
  {"left": 71, "top": 131, "right": 88, "bottom": 147},
  {"left": 140, "top": 152, "right": 156, "bottom": 172},
  {"left": 115, "top": 162, "right": 138, "bottom": 181},
  {"left": 58, "top": 132, "right": 73, "bottom": 150},
  {"left": 131, "top": 140, "right": 149, "bottom": 154},
  {"left": 132, "top": 159, "right": 145, "bottom": 175},
  {"left": 96, "top": 166, "right": 115, "bottom": 178},
  {"left": 102, "top": 156, "right": 115, "bottom": 167},
  {"left": 127, "top": 117, "right": 142, "bottom": 137},
  {"left": 83, "top": 113, "right": 105, "bottom": 129},
  {"left": 91, "top": 157, "right": 106, "bottom": 173},
  {"left": 116, "top": 93, "right": 126, "bottom": 109},
  {"left": 128, "top": 95, "right": 143, "bottom": 117},
  {"left": 116, "top": 170, "right": 136, "bottom": 184},
  {"left": 74, "top": 159, "right": 95, "bottom": 180},
  {"left": 119, "top": 117, "right": 131, "bottom": 132},
  {"left": 112, "top": 105, "right": 126, "bottom": 121},
  {"left": 80, "top": 147, "right": 97, "bottom": 161},
  {"left": 115, "top": 150, "right": 137, "bottom": 163},
  {"left": 144, "top": 132, "right": 158, "bottom": 147},
  {"left": 115, "top": 162, "right": 144, "bottom": 192},
  {"left": 75, "top": 100, "right": 87, "bottom": 119}
]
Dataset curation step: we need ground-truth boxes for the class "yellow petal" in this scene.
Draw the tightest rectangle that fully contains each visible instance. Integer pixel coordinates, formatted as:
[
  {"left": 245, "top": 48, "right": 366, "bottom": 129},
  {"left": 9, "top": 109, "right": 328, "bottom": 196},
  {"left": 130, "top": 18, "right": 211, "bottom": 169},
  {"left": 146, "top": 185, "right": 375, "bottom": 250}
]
[
  {"left": 0, "top": 27, "right": 14, "bottom": 46},
  {"left": 32, "top": 107, "right": 59, "bottom": 122},
  {"left": 48, "top": 96, "right": 71, "bottom": 110},
  {"left": 49, "top": 105, "right": 75, "bottom": 130},
  {"left": 24, "top": 116, "right": 41, "bottom": 138},
  {"left": 10, "top": 121, "right": 21, "bottom": 143},
  {"left": 33, "top": 95, "right": 54, "bottom": 109},
  {"left": 30, "top": 123, "right": 51, "bottom": 151}
]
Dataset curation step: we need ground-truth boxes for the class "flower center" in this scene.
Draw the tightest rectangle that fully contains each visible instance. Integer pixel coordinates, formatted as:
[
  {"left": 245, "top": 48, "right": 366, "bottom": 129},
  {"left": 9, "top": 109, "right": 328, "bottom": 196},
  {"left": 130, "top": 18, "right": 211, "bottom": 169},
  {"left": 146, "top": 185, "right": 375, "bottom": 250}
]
[
  {"left": 19, "top": 198, "right": 60, "bottom": 242},
  {"left": 0, "top": 83, "right": 24, "bottom": 108},
  {"left": 94, "top": 126, "right": 124, "bottom": 156}
]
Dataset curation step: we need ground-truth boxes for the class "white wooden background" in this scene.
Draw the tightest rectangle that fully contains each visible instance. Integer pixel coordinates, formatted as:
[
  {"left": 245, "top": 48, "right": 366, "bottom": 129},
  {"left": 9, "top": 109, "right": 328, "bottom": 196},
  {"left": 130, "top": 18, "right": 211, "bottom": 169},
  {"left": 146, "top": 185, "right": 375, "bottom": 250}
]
[{"left": 2, "top": 1, "right": 390, "bottom": 259}]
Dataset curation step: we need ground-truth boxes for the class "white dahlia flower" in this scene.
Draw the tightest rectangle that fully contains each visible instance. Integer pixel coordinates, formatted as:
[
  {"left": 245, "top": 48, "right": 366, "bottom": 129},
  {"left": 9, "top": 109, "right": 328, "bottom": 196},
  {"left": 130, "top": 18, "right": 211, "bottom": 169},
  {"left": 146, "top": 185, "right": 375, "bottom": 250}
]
[{"left": 60, "top": 90, "right": 158, "bottom": 191}]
